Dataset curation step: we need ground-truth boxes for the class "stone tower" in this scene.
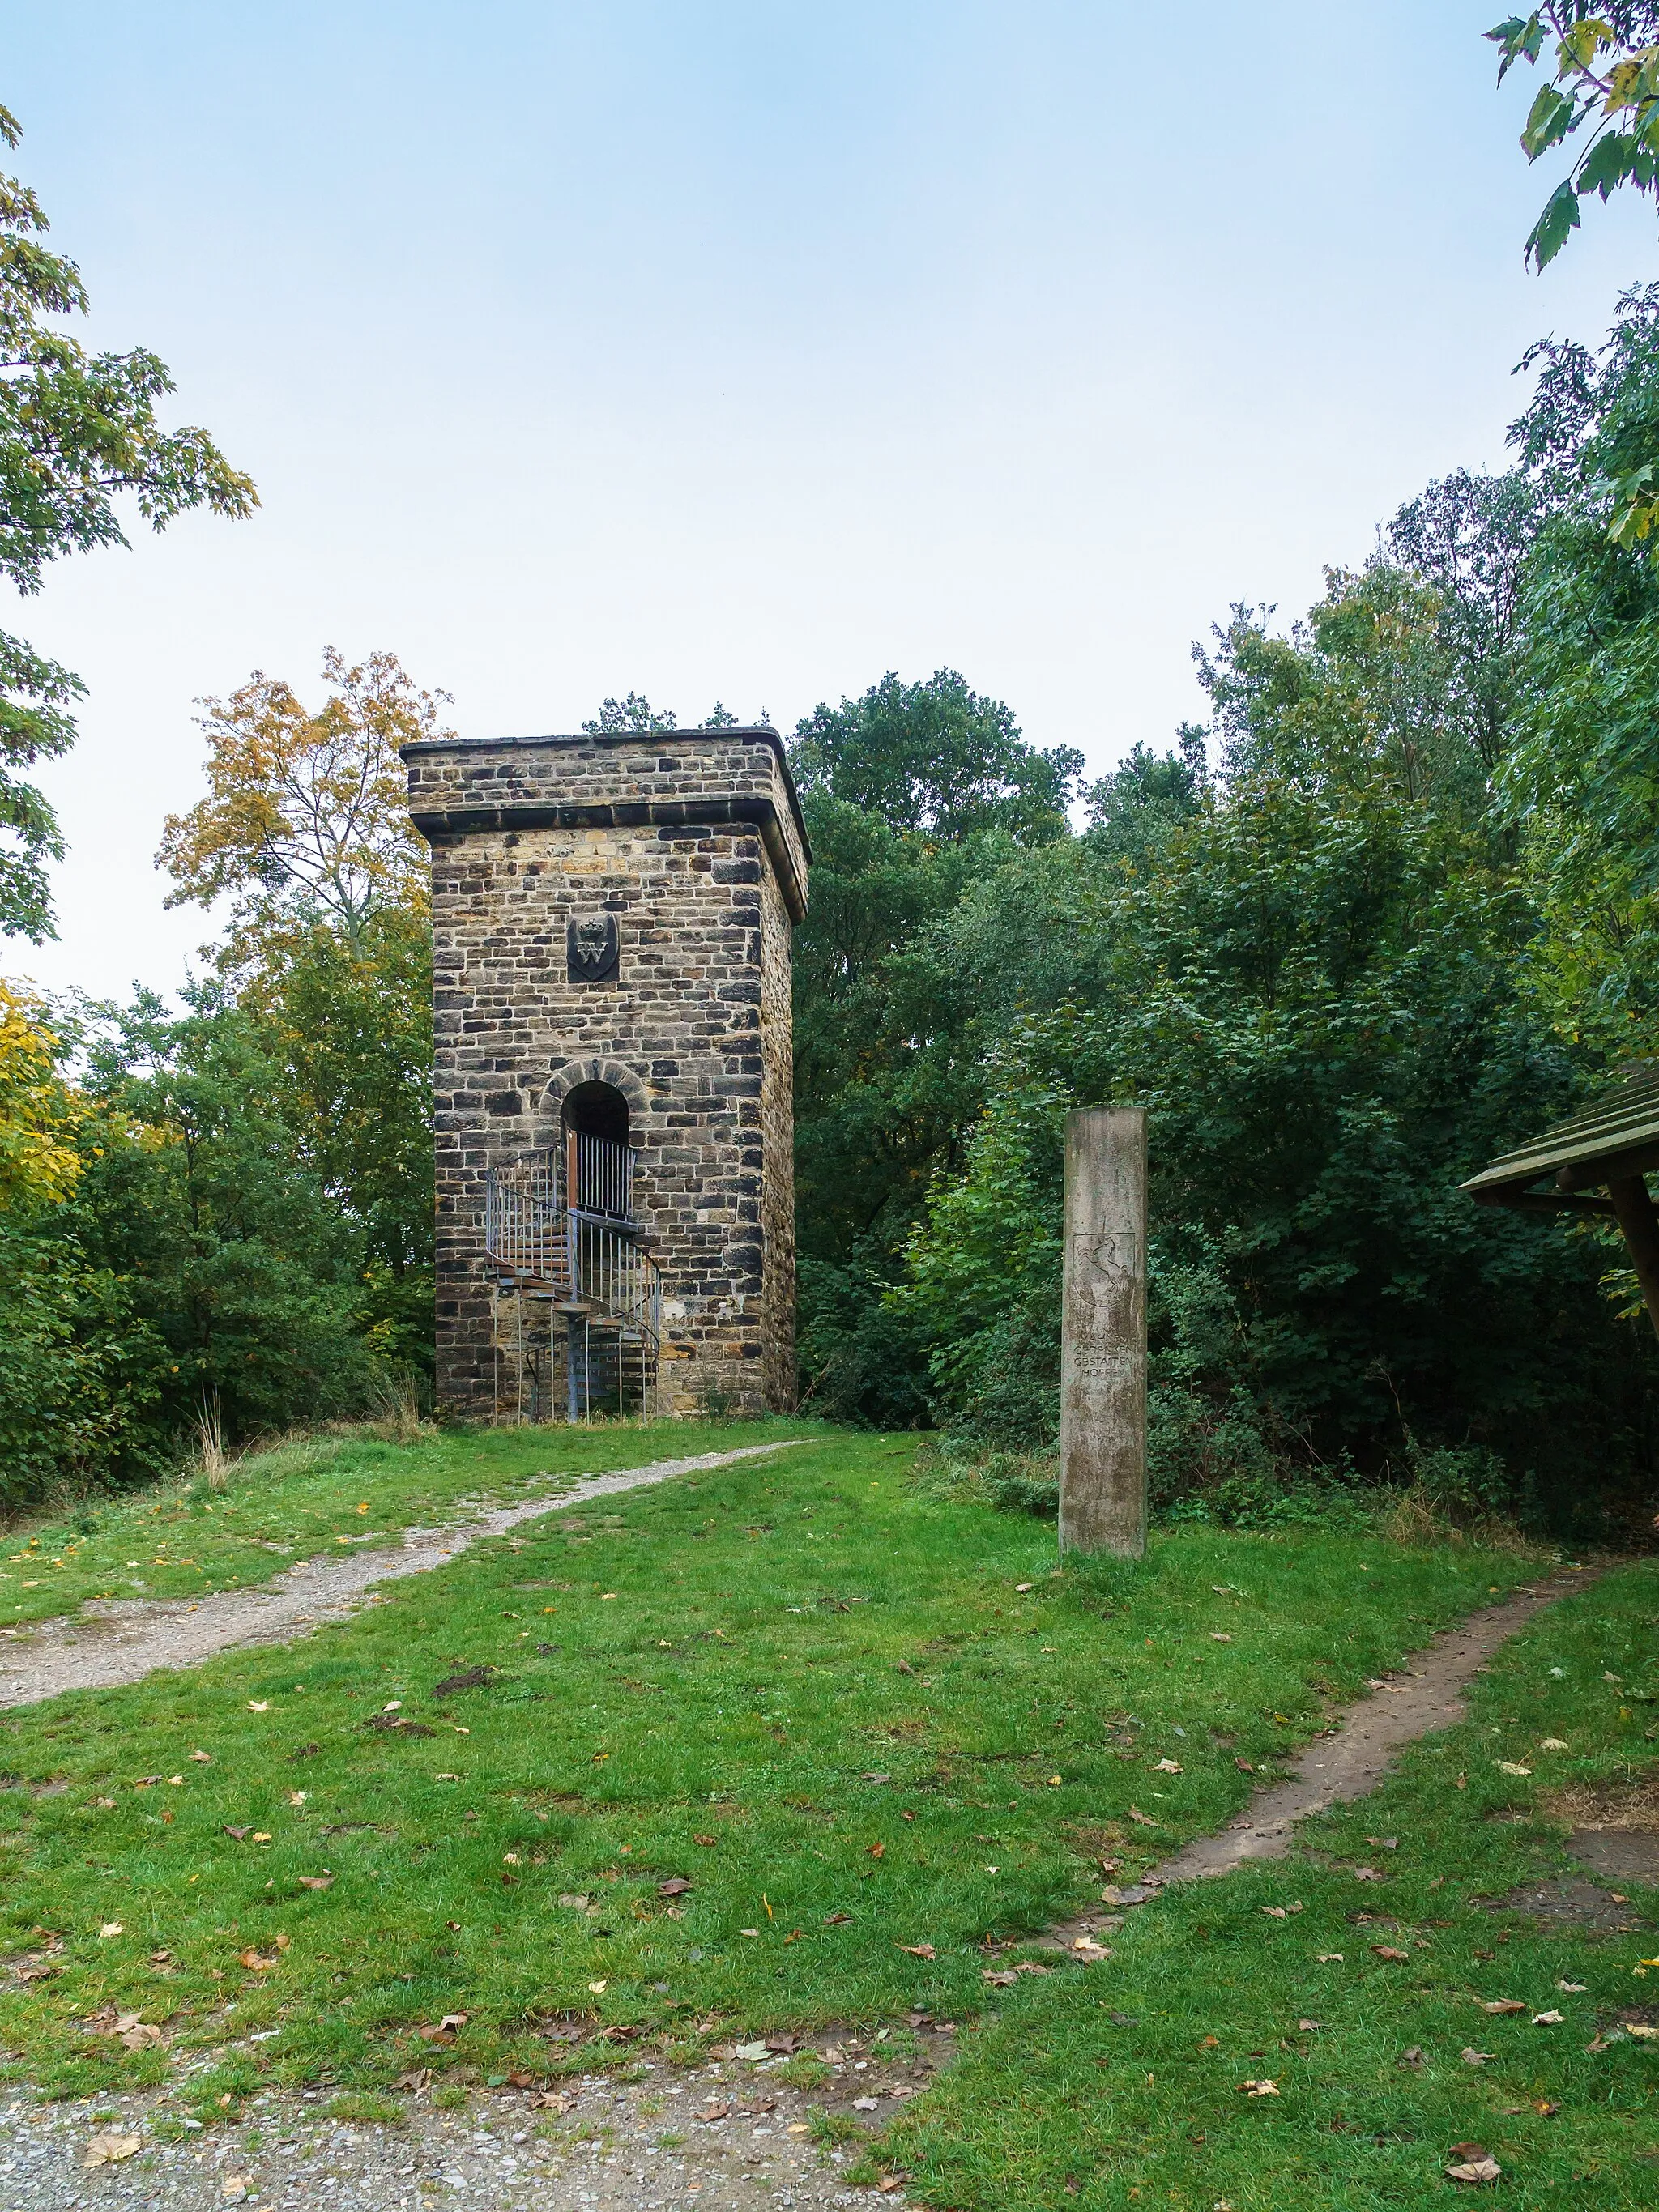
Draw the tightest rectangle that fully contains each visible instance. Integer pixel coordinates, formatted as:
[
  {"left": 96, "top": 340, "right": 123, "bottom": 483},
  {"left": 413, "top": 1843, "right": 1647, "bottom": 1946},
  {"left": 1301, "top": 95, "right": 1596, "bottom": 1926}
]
[{"left": 402, "top": 722, "right": 808, "bottom": 1420}]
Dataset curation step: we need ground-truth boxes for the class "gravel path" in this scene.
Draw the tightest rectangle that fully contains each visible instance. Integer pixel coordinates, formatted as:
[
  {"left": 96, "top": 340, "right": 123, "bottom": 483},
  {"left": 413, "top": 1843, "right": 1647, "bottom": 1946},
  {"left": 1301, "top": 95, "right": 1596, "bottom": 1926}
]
[
  {"left": 0, "top": 1444, "right": 800, "bottom": 1713},
  {"left": 0, "top": 2036, "right": 936, "bottom": 2210}
]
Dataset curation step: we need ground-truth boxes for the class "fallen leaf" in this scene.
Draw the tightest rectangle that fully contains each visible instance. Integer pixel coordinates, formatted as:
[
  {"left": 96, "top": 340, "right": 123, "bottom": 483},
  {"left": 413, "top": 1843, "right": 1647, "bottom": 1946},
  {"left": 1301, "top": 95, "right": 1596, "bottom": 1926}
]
[
  {"left": 98, "top": 1921, "right": 123, "bottom": 1939},
  {"left": 251, "top": 1832, "right": 273, "bottom": 1844},
  {"left": 1556, "top": 1980, "right": 1587, "bottom": 1993},
  {"left": 223, "top": 1825, "right": 250, "bottom": 1841},
  {"left": 657, "top": 1877, "right": 693, "bottom": 1897},
  {"left": 898, "top": 1941, "right": 936, "bottom": 1959},
  {"left": 867, "top": 1842, "right": 885, "bottom": 1858},
  {"left": 1444, "top": 2144, "right": 1502, "bottom": 2185},
  {"left": 1154, "top": 1758, "right": 1183, "bottom": 1774},
  {"left": 1209, "top": 1632, "right": 1233, "bottom": 1643},
  {"left": 1623, "top": 2022, "right": 1657, "bottom": 2040},
  {"left": 699, "top": 2099, "right": 732, "bottom": 2121},
  {"left": 824, "top": 1910, "right": 852, "bottom": 1924},
  {"left": 1234, "top": 1758, "right": 1255, "bottom": 1772},
  {"left": 248, "top": 1701, "right": 268, "bottom": 1713},
  {"left": 1015, "top": 1583, "right": 1034, "bottom": 1593},
  {"left": 852, "top": 2094, "right": 880, "bottom": 2111},
  {"left": 1397, "top": 2046, "right": 1424, "bottom": 2068},
  {"left": 1532, "top": 2009, "right": 1564, "bottom": 2025},
  {"left": 982, "top": 1968, "right": 1017, "bottom": 1986},
  {"left": 1296, "top": 2018, "right": 1321, "bottom": 2032},
  {"left": 1127, "top": 1806, "right": 1159, "bottom": 1826},
  {"left": 220, "top": 2176, "right": 251, "bottom": 2201},
  {"left": 1461, "top": 2048, "right": 1496, "bottom": 2065},
  {"left": 1539, "top": 1738, "right": 1568, "bottom": 1750},
  {"left": 734, "top": 2041, "right": 770, "bottom": 2060},
  {"left": 1316, "top": 1952, "right": 1344, "bottom": 1963},
  {"left": 502, "top": 1852, "right": 522, "bottom": 1866},
  {"left": 296, "top": 1875, "right": 333, "bottom": 1891},
  {"left": 238, "top": 1947, "right": 280, "bottom": 1971},
  {"left": 83, "top": 2133, "right": 143, "bottom": 2167},
  {"left": 893, "top": 1660, "right": 916, "bottom": 1676},
  {"left": 1480, "top": 1999, "right": 1527, "bottom": 2015},
  {"left": 1236, "top": 2078, "right": 1279, "bottom": 2096},
  {"left": 1371, "top": 1946, "right": 1409, "bottom": 1962},
  {"left": 288, "top": 1790, "right": 306, "bottom": 1807},
  {"left": 1495, "top": 1760, "right": 1532, "bottom": 1777}
]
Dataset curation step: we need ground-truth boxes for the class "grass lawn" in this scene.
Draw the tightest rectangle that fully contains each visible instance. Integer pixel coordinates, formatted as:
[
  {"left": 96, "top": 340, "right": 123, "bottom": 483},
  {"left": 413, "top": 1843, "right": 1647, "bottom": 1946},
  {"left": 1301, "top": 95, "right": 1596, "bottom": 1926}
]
[
  {"left": 889, "top": 1554, "right": 1659, "bottom": 2211},
  {"left": 0, "top": 1415, "right": 814, "bottom": 1628},
  {"left": 0, "top": 1420, "right": 1552, "bottom": 2151}
]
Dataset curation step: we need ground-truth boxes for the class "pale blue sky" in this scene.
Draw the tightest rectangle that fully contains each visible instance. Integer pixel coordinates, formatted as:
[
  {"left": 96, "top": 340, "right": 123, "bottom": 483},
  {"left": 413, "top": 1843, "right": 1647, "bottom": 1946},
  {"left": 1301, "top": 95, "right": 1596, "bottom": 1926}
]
[{"left": 6, "top": 2, "right": 1654, "bottom": 995}]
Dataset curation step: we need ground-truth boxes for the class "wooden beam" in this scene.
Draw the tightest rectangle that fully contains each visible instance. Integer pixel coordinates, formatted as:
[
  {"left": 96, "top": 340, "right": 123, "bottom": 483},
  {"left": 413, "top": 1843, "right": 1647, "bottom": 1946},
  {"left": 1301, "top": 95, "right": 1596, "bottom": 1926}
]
[
  {"left": 1607, "top": 1175, "right": 1659, "bottom": 1346},
  {"left": 1060, "top": 1106, "right": 1147, "bottom": 1559}
]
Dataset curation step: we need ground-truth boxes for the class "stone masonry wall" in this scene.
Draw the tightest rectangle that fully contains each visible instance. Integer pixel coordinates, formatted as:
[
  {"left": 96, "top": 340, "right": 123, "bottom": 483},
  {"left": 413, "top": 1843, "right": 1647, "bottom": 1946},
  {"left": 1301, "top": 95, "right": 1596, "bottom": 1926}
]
[{"left": 406, "top": 727, "right": 807, "bottom": 1420}]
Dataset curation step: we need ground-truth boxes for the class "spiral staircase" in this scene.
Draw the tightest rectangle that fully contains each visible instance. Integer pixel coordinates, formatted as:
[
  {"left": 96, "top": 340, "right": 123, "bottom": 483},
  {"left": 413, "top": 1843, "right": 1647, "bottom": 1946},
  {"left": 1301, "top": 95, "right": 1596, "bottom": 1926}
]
[{"left": 485, "top": 1132, "right": 661, "bottom": 1422}]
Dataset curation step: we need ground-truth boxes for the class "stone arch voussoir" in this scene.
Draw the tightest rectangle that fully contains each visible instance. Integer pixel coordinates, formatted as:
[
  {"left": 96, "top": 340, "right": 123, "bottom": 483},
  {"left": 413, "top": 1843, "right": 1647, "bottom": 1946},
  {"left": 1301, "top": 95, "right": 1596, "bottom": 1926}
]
[{"left": 539, "top": 1057, "right": 649, "bottom": 1123}]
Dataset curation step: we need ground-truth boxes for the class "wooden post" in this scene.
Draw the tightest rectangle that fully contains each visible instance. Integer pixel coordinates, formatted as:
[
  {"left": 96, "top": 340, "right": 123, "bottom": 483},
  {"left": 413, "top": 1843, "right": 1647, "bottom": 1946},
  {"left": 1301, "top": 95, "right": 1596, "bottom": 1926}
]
[
  {"left": 1607, "top": 1174, "right": 1659, "bottom": 1345},
  {"left": 1060, "top": 1106, "right": 1147, "bottom": 1558}
]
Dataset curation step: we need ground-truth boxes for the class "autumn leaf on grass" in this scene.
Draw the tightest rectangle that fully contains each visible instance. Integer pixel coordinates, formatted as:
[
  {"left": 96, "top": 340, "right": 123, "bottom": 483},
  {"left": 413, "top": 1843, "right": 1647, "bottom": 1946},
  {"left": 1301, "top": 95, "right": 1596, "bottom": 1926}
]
[
  {"left": 416, "top": 2013, "right": 467, "bottom": 2045},
  {"left": 1154, "top": 1758, "right": 1183, "bottom": 1774},
  {"left": 1371, "top": 1946, "right": 1409, "bottom": 1962},
  {"left": 1461, "top": 2048, "right": 1496, "bottom": 2065},
  {"left": 823, "top": 1911, "right": 852, "bottom": 1925},
  {"left": 1444, "top": 2143, "right": 1502, "bottom": 2185},
  {"left": 296, "top": 1875, "right": 333, "bottom": 1891},
  {"left": 1260, "top": 1903, "right": 1304, "bottom": 1920},
  {"left": 1235, "top": 2078, "right": 1279, "bottom": 2097},
  {"left": 866, "top": 1842, "right": 885, "bottom": 1859},
  {"left": 97, "top": 1922, "right": 123, "bottom": 1939},
  {"left": 657, "top": 1877, "right": 693, "bottom": 1897},
  {"left": 1495, "top": 1761, "right": 1532, "bottom": 1777},
  {"left": 238, "top": 1935, "right": 289, "bottom": 1971},
  {"left": 1126, "top": 1806, "right": 1159, "bottom": 1826},
  {"left": 897, "top": 1942, "right": 936, "bottom": 1959},
  {"left": 247, "top": 1702, "right": 269, "bottom": 1713},
  {"left": 1480, "top": 1999, "right": 1527, "bottom": 2015}
]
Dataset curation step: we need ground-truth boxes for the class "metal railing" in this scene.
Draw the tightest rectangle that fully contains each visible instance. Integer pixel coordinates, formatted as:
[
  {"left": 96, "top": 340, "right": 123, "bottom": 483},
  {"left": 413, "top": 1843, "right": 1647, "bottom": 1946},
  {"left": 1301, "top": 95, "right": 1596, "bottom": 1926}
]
[
  {"left": 570, "top": 1129, "right": 635, "bottom": 1222},
  {"left": 485, "top": 1144, "right": 661, "bottom": 1421},
  {"left": 484, "top": 1149, "right": 569, "bottom": 1294}
]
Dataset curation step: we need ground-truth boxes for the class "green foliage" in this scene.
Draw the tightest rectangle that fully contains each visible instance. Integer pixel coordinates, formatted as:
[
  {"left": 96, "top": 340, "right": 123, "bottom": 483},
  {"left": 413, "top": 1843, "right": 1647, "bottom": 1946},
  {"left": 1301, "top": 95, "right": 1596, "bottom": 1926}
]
[
  {"left": 1486, "top": 6, "right": 1659, "bottom": 266},
  {"left": 791, "top": 667, "right": 1081, "bottom": 842},
  {"left": 65, "top": 987, "right": 388, "bottom": 1447},
  {"left": 891, "top": 576, "right": 1657, "bottom": 1529},
  {"left": 789, "top": 675, "right": 1081, "bottom": 1422},
  {"left": 0, "top": 103, "right": 254, "bottom": 940}
]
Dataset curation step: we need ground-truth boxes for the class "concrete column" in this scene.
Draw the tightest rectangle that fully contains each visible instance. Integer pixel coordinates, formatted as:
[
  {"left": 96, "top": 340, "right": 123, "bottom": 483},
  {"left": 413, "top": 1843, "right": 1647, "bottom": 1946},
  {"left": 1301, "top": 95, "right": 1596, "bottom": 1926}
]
[{"left": 1060, "top": 1106, "right": 1147, "bottom": 1558}]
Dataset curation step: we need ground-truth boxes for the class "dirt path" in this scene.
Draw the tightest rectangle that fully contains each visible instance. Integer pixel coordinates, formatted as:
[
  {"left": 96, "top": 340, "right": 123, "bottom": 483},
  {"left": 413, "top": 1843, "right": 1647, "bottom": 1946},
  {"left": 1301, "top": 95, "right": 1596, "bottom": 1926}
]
[
  {"left": 1042, "top": 1565, "right": 1602, "bottom": 1955},
  {"left": 0, "top": 1443, "right": 800, "bottom": 1714},
  {"left": 0, "top": 1555, "right": 1614, "bottom": 2209}
]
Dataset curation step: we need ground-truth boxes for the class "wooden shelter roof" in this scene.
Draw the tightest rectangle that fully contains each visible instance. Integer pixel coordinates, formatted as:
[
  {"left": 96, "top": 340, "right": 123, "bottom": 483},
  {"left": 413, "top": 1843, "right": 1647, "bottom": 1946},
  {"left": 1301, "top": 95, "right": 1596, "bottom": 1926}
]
[{"left": 1461, "top": 1065, "right": 1659, "bottom": 1212}]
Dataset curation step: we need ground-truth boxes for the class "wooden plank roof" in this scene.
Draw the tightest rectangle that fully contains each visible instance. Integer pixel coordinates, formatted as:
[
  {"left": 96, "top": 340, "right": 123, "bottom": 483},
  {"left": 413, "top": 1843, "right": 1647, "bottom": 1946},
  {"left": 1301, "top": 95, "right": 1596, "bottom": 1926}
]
[{"left": 1462, "top": 1064, "right": 1659, "bottom": 1206}]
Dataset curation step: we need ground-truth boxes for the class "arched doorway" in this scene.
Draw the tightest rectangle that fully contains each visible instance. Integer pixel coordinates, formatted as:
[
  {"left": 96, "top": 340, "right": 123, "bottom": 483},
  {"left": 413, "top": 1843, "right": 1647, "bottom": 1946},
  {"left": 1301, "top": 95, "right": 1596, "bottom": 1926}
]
[{"left": 561, "top": 1079, "right": 634, "bottom": 1221}]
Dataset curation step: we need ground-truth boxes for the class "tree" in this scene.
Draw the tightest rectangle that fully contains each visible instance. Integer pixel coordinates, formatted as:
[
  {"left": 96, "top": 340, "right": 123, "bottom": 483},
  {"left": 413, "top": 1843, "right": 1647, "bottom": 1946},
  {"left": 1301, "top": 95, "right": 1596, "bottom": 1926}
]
[
  {"left": 786, "top": 673, "right": 1083, "bottom": 1420},
  {"left": 0, "top": 976, "right": 78, "bottom": 1212},
  {"left": 581, "top": 693, "right": 744, "bottom": 733},
  {"left": 158, "top": 649, "right": 444, "bottom": 960},
  {"left": 1489, "top": 7, "right": 1659, "bottom": 268},
  {"left": 0, "top": 104, "right": 255, "bottom": 940},
  {"left": 791, "top": 669, "right": 1081, "bottom": 843}
]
